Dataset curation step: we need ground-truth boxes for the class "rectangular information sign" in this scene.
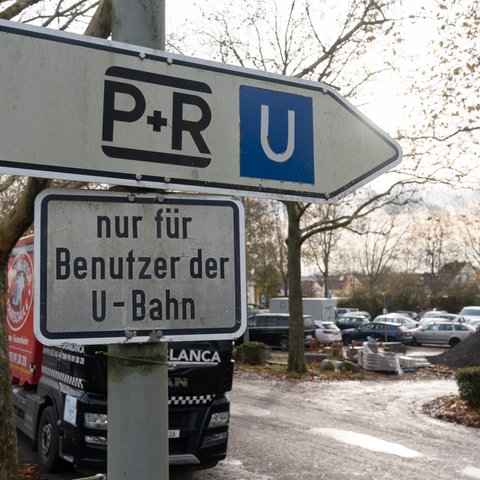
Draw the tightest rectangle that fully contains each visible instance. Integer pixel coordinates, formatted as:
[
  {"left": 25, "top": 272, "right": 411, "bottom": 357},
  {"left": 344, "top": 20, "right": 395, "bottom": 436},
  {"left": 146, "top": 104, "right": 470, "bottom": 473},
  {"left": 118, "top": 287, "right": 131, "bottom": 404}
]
[{"left": 34, "top": 189, "right": 246, "bottom": 345}]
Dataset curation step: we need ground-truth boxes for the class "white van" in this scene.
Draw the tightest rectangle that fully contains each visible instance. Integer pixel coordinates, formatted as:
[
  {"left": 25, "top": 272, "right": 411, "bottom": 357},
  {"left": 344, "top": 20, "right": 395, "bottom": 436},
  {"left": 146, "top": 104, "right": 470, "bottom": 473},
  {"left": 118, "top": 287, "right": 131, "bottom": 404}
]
[{"left": 459, "top": 306, "right": 480, "bottom": 323}]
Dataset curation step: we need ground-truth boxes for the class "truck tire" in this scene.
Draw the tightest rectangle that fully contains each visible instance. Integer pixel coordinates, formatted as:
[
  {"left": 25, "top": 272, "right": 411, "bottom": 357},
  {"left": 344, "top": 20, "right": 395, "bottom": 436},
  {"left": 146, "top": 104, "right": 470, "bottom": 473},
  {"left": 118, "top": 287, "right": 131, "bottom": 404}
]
[{"left": 37, "top": 406, "right": 64, "bottom": 472}]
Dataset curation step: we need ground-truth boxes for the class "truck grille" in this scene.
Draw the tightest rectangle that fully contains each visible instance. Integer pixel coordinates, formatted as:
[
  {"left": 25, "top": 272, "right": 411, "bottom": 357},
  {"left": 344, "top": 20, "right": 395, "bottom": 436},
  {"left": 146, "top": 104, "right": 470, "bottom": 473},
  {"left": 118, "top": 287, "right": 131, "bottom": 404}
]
[{"left": 169, "top": 394, "right": 214, "bottom": 406}]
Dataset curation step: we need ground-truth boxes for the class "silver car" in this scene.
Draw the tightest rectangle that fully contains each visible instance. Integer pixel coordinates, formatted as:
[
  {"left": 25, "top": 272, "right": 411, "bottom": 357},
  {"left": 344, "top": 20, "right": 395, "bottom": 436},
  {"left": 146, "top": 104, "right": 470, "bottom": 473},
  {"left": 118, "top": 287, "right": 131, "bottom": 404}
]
[
  {"left": 374, "top": 313, "right": 419, "bottom": 330},
  {"left": 420, "top": 312, "right": 465, "bottom": 325},
  {"left": 411, "top": 321, "right": 476, "bottom": 347}
]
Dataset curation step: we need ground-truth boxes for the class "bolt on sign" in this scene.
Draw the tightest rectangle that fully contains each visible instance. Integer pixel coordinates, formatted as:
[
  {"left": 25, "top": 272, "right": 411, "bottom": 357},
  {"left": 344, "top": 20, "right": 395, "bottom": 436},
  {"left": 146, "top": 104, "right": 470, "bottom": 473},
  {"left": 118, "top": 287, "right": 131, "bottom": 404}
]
[
  {"left": 0, "top": 20, "right": 402, "bottom": 203},
  {"left": 34, "top": 190, "right": 246, "bottom": 345}
]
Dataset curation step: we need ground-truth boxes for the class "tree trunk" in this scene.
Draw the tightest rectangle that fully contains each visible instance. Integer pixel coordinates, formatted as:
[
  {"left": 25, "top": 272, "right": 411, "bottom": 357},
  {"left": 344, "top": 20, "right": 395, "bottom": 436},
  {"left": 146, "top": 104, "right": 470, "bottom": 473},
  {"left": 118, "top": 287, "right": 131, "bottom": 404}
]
[
  {"left": 286, "top": 202, "right": 307, "bottom": 374},
  {"left": 0, "top": 262, "right": 18, "bottom": 480},
  {"left": 0, "top": 177, "right": 49, "bottom": 480}
]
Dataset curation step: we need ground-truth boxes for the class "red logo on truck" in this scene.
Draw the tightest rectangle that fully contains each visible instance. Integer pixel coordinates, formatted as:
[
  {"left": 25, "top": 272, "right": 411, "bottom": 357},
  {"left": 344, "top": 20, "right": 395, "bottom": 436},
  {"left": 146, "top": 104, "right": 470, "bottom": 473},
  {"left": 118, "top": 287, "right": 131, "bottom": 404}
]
[{"left": 7, "top": 252, "right": 34, "bottom": 332}]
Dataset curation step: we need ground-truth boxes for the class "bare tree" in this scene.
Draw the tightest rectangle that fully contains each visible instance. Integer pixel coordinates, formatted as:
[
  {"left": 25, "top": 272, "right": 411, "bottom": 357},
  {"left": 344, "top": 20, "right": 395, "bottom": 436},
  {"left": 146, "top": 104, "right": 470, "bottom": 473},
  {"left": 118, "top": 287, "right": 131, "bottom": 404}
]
[
  {"left": 416, "top": 207, "right": 465, "bottom": 298},
  {"left": 355, "top": 215, "right": 401, "bottom": 291},
  {"left": 244, "top": 198, "right": 285, "bottom": 305},
  {"left": 303, "top": 204, "right": 341, "bottom": 297},
  {"left": 169, "top": 0, "right": 440, "bottom": 373}
]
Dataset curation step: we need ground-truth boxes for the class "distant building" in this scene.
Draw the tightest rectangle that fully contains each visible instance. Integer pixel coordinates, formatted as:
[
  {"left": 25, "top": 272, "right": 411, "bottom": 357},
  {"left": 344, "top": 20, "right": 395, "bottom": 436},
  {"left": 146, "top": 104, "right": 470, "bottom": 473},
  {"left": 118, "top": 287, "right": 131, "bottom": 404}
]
[
  {"left": 301, "top": 276, "right": 323, "bottom": 297},
  {"left": 438, "top": 261, "right": 477, "bottom": 285},
  {"left": 276, "top": 274, "right": 360, "bottom": 299},
  {"left": 419, "top": 261, "right": 479, "bottom": 297}
]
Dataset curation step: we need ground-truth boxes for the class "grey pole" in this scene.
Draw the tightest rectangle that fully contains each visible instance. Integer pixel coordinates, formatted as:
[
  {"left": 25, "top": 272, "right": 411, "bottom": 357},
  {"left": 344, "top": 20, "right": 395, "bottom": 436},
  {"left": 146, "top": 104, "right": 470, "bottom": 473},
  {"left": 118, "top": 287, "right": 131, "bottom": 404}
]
[
  {"left": 107, "top": 341, "right": 169, "bottom": 480},
  {"left": 108, "top": 2, "right": 169, "bottom": 479},
  {"left": 112, "top": 0, "right": 165, "bottom": 50}
]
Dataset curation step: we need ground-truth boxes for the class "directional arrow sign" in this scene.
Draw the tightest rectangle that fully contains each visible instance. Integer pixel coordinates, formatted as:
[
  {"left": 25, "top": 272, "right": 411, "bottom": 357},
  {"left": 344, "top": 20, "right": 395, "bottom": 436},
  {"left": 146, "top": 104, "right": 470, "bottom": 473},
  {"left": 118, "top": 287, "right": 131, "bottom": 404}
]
[{"left": 0, "top": 20, "right": 401, "bottom": 202}]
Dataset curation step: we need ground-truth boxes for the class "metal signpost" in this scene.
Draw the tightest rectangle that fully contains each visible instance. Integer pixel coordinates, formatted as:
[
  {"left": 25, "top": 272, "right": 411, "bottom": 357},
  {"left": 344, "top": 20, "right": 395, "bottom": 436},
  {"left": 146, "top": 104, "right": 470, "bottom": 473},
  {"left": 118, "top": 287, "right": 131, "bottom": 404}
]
[
  {"left": 34, "top": 189, "right": 246, "bottom": 344},
  {"left": 0, "top": 19, "right": 401, "bottom": 203}
]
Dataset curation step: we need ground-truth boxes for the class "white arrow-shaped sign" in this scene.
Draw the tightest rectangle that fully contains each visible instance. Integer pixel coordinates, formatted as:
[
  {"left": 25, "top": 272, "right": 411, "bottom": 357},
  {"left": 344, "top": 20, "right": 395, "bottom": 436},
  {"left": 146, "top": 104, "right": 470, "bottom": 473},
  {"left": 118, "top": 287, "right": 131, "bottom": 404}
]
[{"left": 0, "top": 20, "right": 401, "bottom": 202}]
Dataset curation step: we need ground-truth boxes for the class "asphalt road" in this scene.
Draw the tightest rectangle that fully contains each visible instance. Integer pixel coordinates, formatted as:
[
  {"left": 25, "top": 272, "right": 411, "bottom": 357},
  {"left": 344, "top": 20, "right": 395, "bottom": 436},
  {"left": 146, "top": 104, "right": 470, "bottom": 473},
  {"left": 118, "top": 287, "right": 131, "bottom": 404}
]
[{"left": 20, "top": 346, "right": 480, "bottom": 480}]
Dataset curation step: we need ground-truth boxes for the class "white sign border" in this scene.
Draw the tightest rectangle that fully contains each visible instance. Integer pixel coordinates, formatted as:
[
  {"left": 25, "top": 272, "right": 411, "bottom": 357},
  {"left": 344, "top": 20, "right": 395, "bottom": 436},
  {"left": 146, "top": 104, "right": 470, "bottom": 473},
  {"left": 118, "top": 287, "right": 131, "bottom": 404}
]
[{"left": 34, "top": 189, "right": 247, "bottom": 345}]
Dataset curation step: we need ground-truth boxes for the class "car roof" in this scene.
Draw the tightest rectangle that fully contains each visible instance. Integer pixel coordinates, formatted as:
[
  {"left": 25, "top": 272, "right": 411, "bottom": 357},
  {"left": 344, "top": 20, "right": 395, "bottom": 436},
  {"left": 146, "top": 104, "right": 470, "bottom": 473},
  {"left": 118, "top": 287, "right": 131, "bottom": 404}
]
[
  {"left": 256, "top": 313, "right": 313, "bottom": 318},
  {"left": 423, "top": 320, "right": 462, "bottom": 325},
  {"left": 340, "top": 311, "right": 370, "bottom": 318},
  {"left": 371, "top": 321, "right": 403, "bottom": 326}
]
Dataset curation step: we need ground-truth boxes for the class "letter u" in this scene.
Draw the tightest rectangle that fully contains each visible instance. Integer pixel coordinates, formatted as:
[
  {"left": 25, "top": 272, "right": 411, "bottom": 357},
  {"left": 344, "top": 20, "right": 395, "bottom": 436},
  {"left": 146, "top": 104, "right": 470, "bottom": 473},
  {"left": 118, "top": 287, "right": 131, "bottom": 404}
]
[{"left": 260, "top": 105, "right": 295, "bottom": 163}]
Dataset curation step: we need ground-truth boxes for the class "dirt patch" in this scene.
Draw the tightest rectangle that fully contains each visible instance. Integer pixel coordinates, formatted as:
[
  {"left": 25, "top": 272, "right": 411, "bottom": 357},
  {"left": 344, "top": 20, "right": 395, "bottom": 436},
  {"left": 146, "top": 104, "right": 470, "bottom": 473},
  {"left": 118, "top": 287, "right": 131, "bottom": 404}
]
[
  {"left": 18, "top": 464, "right": 47, "bottom": 480},
  {"left": 423, "top": 394, "right": 480, "bottom": 428}
]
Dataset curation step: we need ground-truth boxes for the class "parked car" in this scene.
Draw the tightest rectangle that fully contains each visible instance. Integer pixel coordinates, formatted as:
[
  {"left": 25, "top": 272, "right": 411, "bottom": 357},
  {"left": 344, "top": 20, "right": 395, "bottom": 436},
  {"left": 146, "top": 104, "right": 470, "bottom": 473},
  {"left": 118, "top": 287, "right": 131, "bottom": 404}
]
[
  {"left": 419, "top": 310, "right": 448, "bottom": 322},
  {"left": 335, "top": 307, "right": 358, "bottom": 319},
  {"left": 336, "top": 312, "right": 371, "bottom": 330},
  {"left": 467, "top": 319, "right": 480, "bottom": 331},
  {"left": 396, "top": 310, "right": 420, "bottom": 320},
  {"left": 459, "top": 306, "right": 480, "bottom": 323},
  {"left": 419, "top": 313, "right": 465, "bottom": 325},
  {"left": 248, "top": 313, "right": 316, "bottom": 351},
  {"left": 314, "top": 321, "right": 342, "bottom": 345},
  {"left": 374, "top": 313, "right": 419, "bottom": 329},
  {"left": 247, "top": 307, "right": 269, "bottom": 321},
  {"left": 411, "top": 321, "right": 476, "bottom": 347},
  {"left": 341, "top": 321, "right": 413, "bottom": 345}
]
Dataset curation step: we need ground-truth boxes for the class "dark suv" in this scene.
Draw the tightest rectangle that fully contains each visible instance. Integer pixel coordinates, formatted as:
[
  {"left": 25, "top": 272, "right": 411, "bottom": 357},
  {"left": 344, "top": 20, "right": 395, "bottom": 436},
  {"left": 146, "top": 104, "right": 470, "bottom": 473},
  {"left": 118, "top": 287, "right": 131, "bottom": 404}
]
[{"left": 248, "top": 313, "right": 316, "bottom": 351}]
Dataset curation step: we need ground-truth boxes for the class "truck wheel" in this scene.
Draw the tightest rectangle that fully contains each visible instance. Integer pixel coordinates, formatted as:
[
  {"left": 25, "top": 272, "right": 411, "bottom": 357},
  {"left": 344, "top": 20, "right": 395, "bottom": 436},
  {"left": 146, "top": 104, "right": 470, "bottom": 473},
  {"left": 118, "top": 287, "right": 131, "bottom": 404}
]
[
  {"left": 37, "top": 406, "right": 64, "bottom": 472},
  {"left": 279, "top": 337, "right": 289, "bottom": 351}
]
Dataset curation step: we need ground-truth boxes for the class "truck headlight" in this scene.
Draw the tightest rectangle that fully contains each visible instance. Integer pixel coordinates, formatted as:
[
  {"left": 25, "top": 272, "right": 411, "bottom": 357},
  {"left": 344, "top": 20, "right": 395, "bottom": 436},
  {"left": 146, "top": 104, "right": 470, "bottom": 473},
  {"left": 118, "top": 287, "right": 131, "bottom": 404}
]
[
  {"left": 84, "top": 413, "right": 108, "bottom": 429},
  {"left": 208, "top": 411, "right": 229, "bottom": 428},
  {"left": 85, "top": 435, "right": 107, "bottom": 445}
]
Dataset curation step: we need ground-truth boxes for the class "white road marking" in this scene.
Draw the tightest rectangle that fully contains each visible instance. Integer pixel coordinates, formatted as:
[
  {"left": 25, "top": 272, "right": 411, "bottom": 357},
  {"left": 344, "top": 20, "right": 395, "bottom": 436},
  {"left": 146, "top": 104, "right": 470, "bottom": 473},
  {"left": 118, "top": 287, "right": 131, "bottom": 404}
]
[
  {"left": 310, "top": 428, "right": 422, "bottom": 458},
  {"left": 463, "top": 467, "right": 480, "bottom": 479}
]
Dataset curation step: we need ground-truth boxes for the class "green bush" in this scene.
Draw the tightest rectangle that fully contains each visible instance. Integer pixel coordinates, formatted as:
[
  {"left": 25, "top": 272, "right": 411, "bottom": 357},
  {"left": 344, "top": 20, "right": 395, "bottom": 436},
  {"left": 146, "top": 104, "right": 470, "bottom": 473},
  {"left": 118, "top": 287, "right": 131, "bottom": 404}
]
[
  {"left": 455, "top": 366, "right": 480, "bottom": 407},
  {"left": 240, "top": 342, "right": 269, "bottom": 365}
]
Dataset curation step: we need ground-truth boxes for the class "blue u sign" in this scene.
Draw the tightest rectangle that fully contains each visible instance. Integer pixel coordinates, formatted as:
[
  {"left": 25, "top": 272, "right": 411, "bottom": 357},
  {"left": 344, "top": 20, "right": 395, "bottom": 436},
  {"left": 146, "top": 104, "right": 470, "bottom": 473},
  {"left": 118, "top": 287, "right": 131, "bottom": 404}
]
[{"left": 240, "top": 86, "right": 314, "bottom": 184}]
